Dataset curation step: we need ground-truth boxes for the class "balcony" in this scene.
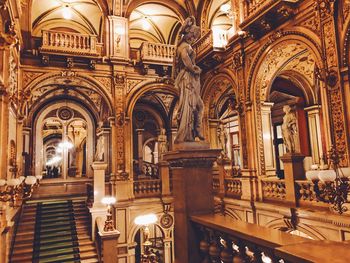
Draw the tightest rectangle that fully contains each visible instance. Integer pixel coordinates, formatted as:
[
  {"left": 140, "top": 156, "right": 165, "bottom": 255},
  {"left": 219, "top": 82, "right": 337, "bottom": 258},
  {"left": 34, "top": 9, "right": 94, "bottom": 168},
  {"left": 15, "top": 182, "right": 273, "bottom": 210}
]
[
  {"left": 241, "top": 0, "right": 301, "bottom": 39},
  {"left": 193, "top": 30, "right": 227, "bottom": 69},
  {"left": 39, "top": 30, "right": 102, "bottom": 58},
  {"left": 140, "top": 42, "right": 175, "bottom": 66},
  {"left": 191, "top": 213, "right": 350, "bottom": 262}
]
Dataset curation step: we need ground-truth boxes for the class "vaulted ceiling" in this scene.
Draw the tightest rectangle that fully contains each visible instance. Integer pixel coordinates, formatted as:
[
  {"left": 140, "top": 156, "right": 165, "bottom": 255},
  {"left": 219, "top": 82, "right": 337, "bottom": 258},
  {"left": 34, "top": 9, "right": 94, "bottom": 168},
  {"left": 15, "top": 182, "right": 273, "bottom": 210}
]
[
  {"left": 29, "top": 0, "right": 234, "bottom": 46},
  {"left": 31, "top": 0, "right": 103, "bottom": 37}
]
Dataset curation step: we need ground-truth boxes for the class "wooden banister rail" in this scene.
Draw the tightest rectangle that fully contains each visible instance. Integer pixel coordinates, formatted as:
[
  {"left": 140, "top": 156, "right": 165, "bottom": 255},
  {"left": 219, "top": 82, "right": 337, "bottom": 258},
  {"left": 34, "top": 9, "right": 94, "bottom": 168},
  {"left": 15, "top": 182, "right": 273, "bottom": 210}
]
[{"left": 191, "top": 214, "right": 350, "bottom": 262}]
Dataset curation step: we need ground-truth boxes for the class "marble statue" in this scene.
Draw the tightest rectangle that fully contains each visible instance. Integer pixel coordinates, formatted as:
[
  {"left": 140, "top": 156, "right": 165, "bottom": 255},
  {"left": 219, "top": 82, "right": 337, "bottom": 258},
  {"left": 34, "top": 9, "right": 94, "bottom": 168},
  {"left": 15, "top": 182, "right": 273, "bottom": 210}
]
[
  {"left": 158, "top": 128, "right": 168, "bottom": 158},
  {"left": 95, "top": 135, "right": 104, "bottom": 161},
  {"left": 282, "top": 105, "right": 298, "bottom": 153},
  {"left": 173, "top": 16, "right": 204, "bottom": 143},
  {"left": 217, "top": 122, "right": 228, "bottom": 158}
]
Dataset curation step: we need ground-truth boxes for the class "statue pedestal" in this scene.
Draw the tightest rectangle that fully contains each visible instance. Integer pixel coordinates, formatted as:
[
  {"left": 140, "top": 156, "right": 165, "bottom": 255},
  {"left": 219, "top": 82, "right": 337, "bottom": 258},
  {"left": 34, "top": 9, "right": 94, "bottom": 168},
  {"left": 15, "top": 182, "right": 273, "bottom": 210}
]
[
  {"left": 164, "top": 146, "right": 220, "bottom": 263},
  {"left": 90, "top": 162, "right": 108, "bottom": 238},
  {"left": 280, "top": 153, "right": 305, "bottom": 206}
]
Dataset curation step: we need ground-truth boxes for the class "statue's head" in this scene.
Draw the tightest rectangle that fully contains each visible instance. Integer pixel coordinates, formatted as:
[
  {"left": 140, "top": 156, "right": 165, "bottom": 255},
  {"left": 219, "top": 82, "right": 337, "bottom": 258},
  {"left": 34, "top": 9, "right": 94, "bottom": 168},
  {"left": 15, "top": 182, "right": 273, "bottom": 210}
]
[
  {"left": 180, "top": 16, "right": 200, "bottom": 45},
  {"left": 283, "top": 105, "right": 291, "bottom": 113}
]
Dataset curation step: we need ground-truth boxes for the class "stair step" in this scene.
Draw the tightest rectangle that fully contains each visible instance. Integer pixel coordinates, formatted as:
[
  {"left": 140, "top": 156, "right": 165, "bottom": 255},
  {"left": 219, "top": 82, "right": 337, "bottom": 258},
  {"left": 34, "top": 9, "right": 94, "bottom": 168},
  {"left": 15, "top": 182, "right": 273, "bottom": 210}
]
[
  {"left": 11, "top": 199, "right": 97, "bottom": 263},
  {"left": 37, "top": 247, "right": 79, "bottom": 259}
]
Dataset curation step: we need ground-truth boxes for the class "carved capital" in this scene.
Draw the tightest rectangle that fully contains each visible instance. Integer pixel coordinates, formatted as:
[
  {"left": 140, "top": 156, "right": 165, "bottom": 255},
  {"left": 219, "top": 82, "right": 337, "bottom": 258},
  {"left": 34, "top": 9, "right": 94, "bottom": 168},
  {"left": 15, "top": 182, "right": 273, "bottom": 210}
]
[
  {"left": 232, "top": 50, "right": 244, "bottom": 70},
  {"left": 168, "top": 157, "right": 218, "bottom": 168}
]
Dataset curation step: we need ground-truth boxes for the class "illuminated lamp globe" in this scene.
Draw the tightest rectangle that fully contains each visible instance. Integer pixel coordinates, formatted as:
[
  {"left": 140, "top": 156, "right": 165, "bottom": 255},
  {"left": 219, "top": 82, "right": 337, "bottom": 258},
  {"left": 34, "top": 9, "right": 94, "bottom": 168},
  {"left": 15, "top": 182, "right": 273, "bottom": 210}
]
[
  {"left": 134, "top": 214, "right": 157, "bottom": 226},
  {"left": 25, "top": 176, "right": 38, "bottom": 186}
]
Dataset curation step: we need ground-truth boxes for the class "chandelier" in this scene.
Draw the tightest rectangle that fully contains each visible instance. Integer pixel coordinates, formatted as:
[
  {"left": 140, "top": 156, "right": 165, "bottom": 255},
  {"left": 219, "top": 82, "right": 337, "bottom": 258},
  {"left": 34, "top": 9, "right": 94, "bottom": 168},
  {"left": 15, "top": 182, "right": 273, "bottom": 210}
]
[{"left": 314, "top": 145, "right": 350, "bottom": 214}]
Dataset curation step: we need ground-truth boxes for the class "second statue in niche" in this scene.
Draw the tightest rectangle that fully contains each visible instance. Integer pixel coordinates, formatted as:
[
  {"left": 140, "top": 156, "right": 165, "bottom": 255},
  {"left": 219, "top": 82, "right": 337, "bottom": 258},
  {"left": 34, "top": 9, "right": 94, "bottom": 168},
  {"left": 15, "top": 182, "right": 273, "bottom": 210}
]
[{"left": 173, "top": 16, "right": 204, "bottom": 143}]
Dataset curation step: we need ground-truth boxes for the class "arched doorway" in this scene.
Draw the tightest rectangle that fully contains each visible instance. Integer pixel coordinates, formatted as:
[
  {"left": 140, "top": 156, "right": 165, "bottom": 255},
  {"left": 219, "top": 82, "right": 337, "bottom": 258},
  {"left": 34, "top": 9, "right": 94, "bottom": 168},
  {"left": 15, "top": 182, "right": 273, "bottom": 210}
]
[
  {"left": 34, "top": 101, "right": 95, "bottom": 179},
  {"left": 134, "top": 225, "right": 166, "bottom": 262},
  {"left": 130, "top": 88, "right": 178, "bottom": 180}
]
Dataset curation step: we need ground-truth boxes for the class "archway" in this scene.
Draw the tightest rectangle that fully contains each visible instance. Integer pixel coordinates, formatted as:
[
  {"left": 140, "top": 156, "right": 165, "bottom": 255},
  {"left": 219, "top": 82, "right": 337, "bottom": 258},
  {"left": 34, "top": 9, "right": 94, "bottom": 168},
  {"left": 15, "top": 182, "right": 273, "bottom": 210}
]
[
  {"left": 131, "top": 89, "right": 177, "bottom": 180},
  {"left": 248, "top": 33, "right": 327, "bottom": 176},
  {"left": 34, "top": 100, "right": 95, "bottom": 178}
]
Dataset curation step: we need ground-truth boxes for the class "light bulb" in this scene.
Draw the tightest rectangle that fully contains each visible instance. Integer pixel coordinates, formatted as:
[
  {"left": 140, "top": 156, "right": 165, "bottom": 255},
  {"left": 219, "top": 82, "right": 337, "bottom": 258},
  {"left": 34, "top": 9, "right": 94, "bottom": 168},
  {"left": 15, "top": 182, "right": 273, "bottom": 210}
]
[
  {"left": 62, "top": 5, "right": 72, "bottom": 20},
  {"left": 134, "top": 214, "right": 157, "bottom": 226},
  {"left": 142, "top": 17, "right": 151, "bottom": 31},
  {"left": 220, "top": 3, "right": 231, "bottom": 13}
]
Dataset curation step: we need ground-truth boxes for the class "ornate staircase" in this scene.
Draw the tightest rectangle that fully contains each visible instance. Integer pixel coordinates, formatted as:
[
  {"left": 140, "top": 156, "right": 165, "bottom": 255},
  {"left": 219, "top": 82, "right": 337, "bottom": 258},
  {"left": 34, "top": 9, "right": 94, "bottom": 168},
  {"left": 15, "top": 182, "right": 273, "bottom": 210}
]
[{"left": 10, "top": 198, "right": 99, "bottom": 263}]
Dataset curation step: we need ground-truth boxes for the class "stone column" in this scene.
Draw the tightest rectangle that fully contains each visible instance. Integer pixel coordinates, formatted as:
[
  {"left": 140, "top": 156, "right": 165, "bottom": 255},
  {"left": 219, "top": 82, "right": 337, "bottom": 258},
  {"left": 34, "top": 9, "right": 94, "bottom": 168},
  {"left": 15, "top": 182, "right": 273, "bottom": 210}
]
[
  {"left": 280, "top": 153, "right": 305, "bottom": 206},
  {"left": 164, "top": 146, "right": 220, "bottom": 263},
  {"left": 107, "top": 16, "right": 129, "bottom": 62},
  {"left": 159, "top": 161, "right": 170, "bottom": 196},
  {"left": 208, "top": 119, "right": 220, "bottom": 149},
  {"left": 136, "top": 129, "right": 144, "bottom": 174},
  {"left": 0, "top": 89, "right": 9, "bottom": 180},
  {"left": 164, "top": 239, "right": 172, "bottom": 263},
  {"left": 90, "top": 162, "right": 108, "bottom": 238},
  {"left": 261, "top": 102, "right": 276, "bottom": 176},
  {"left": 305, "top": 106, "right": 324, "bottom": 166},
  {"left": 169, "top": 128, "right": 177, "bottom": 150}
]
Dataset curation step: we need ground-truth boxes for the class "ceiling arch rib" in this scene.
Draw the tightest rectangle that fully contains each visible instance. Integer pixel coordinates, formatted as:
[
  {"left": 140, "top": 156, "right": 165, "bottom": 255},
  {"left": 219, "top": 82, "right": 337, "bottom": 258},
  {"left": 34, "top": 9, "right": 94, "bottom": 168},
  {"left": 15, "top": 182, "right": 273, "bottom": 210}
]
[
  {"left": 129, "top": 3, "right": 182, "bottom": 48},
  {"left": 31, "top": 0, "right": 103, "bottom": 37}
]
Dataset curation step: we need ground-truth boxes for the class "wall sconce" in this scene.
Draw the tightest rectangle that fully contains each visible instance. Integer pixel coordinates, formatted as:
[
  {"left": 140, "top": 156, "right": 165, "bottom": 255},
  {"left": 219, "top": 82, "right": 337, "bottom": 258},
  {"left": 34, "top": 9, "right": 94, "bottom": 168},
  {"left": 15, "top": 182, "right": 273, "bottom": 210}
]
[
  {"left": 134, "top": 214, "right": 158, "bottom": 262},
  {"left": 0, "top": 175, "right": 41, "bottom": 203},
  {"left": 101, "top": 196, "right": 116, "bottom": 232},
  {"left": 312, "top": 146, "right": 350, "bottom": 214}
]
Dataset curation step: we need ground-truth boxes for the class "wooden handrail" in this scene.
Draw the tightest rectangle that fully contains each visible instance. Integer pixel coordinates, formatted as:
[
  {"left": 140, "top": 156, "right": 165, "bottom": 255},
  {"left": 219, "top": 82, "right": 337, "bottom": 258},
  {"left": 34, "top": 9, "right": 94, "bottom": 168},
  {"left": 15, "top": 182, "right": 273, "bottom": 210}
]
[{"left": 191, "top": 213, "right": 350, "bottom": 262}]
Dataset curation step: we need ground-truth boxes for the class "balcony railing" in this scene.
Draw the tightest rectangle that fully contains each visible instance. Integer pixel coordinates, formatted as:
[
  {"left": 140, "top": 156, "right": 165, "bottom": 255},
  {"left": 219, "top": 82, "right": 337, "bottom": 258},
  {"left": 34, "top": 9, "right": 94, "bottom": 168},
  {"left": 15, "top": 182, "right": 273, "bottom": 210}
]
[
  {"left": 133, "top": 179, "right": 162, "bottom": 198},
  {"left": 245, "top": 0, "right": 270, "bottom": 17},
  {"left": 191, "top": 213, "right": 350, "bottom": 262},
  {"left": 261, "top": 178, "right": 286, "bottom": 202},
  {"left": 225, "top": 178, "right": 242, "bottom": 198},
  {"left": 193, "top": 30, "right": 213, "bottom": 60},
  {"left": 40, "top": 30, "right": 102, "bottom": 57},
  {"left": 140, "top": 42, "right": 175, "bottom": 65}
]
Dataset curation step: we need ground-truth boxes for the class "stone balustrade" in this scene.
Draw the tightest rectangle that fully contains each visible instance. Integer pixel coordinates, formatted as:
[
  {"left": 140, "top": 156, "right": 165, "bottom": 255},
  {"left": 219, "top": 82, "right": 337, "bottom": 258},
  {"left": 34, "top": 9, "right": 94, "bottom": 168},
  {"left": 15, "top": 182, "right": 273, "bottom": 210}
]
[
  {"left": 244, "top": 0, "right": 270, "bottom": 17},
  {"left": 193, "top": 30, "right": 213, "bottom": 59},
  {"left": 140, "top": 41, "right": 175, "bottom": 65},
  {"left": 224, "top": 178, "right": 242, "bottom": 198},
  {"left": 191, "top": 213, "right": 350, "bottom": 262},
  {"left": 261, "top": 178, "right": 286, "bottom": 202},
  {"left": 213, "top": 176, "right": 220, "bottom": 194},
  {"left": 40, "top": 30, "right": 102, "bottom": 57},
  {"left": 133, "top": 179, "right": 162, "bottom": 198}
]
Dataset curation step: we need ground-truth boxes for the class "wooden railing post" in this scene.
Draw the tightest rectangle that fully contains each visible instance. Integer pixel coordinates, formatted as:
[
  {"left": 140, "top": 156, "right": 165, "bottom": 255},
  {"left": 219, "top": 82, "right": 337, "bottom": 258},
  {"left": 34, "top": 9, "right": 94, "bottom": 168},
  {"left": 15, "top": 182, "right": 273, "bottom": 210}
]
[{"left": 96, "top": 217, "right": 120, "bottom": 263}]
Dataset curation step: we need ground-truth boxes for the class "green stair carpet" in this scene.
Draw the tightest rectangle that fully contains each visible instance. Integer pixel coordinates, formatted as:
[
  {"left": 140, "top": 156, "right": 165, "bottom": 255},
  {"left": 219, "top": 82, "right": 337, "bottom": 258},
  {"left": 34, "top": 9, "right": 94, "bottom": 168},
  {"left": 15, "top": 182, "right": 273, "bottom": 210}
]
[{"left": 32, "top": 200, "right": 81, "bottom": 263}]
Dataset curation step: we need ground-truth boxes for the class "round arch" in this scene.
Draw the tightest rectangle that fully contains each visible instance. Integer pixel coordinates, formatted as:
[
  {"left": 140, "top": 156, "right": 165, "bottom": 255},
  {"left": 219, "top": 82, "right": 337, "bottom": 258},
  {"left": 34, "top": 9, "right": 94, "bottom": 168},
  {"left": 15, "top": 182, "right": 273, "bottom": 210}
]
[
  {"left": 33, "top": 100, "right": 95, "bottom": 178},
  {"left": 124, "top": 0, "right": 187, "bottom": 21},
  {"left": 126, "top": 81, "right": 179, "bottom": 118},
  {"left": 264, "top": 218, "right": 327, "bottom": 240},
  {"left": 22, "top": 72, "right": 114, "bottom": 122},
  {"left": 202, "top": 71, "right": 238, "bottom": 119},
  {"left": 247, "top": 29, "right": 323, "bottom": 103}
]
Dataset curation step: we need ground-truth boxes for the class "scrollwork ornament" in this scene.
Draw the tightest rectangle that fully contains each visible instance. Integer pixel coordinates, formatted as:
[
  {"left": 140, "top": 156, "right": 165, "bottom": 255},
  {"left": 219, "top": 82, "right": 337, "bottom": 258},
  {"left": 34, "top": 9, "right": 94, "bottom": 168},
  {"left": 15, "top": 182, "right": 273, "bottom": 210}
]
[{"left": 232, "top": 51, "right": 244, "bottom": 70}]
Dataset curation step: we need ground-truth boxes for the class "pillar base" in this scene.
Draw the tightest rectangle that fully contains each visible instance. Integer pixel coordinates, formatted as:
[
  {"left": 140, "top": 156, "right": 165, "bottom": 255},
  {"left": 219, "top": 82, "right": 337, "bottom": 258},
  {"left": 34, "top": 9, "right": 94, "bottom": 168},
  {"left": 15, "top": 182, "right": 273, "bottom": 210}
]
[
  {"left": 280, "top": 153, "right": 305, "bottom": 205},
  {"left": 164, "top": 146, "right": 220, "bottom": 263}
]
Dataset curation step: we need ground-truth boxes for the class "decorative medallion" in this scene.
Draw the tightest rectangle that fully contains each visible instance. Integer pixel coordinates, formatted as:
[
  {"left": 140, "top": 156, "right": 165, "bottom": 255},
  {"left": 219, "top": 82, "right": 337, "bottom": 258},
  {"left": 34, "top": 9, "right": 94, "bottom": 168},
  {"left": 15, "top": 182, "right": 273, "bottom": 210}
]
[
  {"left": 160, "top": 214, "right": 174, "bottom": 229},
  {"left": 57, "top": 107, "right": 74, "bottom": 121}
]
